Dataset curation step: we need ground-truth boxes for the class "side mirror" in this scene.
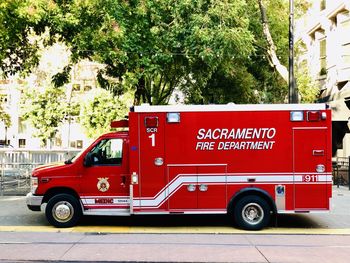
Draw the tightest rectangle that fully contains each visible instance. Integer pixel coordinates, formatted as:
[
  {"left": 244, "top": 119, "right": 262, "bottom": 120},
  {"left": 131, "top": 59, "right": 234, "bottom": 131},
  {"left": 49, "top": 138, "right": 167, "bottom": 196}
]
[{"left": 84, "top": 152, "right": 94, "bottom": 167}]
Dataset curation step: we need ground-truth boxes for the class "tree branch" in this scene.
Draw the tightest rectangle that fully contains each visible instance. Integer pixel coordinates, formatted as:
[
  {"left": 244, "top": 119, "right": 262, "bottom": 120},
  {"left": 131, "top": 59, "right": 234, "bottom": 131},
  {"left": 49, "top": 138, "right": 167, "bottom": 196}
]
[{"left": 258, "top": 0, "right": 288, "bottom": 82}]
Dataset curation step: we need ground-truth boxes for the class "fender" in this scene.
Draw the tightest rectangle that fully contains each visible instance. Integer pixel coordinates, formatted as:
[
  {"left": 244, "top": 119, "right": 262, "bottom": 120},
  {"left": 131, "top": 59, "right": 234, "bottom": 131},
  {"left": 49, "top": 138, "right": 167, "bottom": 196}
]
[{"left": 227, "top": 187, "right": 277, "bottom": 214}]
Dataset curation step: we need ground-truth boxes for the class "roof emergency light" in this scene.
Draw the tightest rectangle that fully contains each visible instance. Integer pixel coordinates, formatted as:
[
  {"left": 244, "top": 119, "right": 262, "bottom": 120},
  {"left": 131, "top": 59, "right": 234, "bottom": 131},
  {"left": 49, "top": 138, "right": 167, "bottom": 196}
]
[
  {"left": 290, "top": 111, "right": 304, "bottom": 121},
  {"left": 307, "top": 111, "right": 321, "bottom": 122},
  {"left": 167, "top": 112, "right": 180, "bottom": 123},
  {"left": 111, "top": 120, "right": 129, "bottom": 128},
  {"left": 144, "top": 117, "right": 158, "bottom": 128}
]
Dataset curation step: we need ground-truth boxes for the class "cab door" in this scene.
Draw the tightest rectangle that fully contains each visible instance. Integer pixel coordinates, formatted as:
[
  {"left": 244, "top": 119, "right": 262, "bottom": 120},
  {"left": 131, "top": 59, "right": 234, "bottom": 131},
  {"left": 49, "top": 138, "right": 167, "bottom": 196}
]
[{"left": 80, "top": 137, "right": 129, "bottom": 210}]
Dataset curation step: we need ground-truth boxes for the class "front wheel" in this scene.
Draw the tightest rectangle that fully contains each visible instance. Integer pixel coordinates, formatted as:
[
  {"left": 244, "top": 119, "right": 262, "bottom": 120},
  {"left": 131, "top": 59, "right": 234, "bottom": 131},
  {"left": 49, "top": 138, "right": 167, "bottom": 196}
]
[
  {"left": 45, "top": 194, "right": 82, "bottom": 228},
  {"left": 233, "top": 195, "right": 271, "bottom": 230}
]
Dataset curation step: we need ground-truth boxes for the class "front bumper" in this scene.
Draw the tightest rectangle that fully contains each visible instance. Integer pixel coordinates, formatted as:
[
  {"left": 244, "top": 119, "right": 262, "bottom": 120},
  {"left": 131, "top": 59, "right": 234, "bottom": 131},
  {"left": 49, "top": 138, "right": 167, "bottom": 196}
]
[{"left": 26, "top": 193, "right": 43, "bottom": 211}]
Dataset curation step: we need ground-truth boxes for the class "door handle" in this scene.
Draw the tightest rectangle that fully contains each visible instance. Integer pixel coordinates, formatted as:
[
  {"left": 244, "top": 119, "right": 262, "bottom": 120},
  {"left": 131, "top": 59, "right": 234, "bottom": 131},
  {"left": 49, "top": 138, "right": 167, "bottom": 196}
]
[
  {"left": 313, "top": 150, "right": 324, "bottom": 156},
  {"left": 121, "top": 175, "right": 126, "bottom": 187}
]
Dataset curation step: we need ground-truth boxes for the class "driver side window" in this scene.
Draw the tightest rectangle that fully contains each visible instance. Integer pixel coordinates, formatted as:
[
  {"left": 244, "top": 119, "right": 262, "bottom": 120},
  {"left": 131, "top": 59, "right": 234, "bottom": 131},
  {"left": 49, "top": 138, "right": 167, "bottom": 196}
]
[{"left": 89, "top": 138, "right": 123, "bottom": 166}]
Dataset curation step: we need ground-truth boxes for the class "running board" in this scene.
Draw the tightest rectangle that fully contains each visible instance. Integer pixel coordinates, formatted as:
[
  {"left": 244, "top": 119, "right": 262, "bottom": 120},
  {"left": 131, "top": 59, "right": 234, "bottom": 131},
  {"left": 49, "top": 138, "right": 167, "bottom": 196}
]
[{"left": 83, "top": 209, "right": 131, "bottom": 216}]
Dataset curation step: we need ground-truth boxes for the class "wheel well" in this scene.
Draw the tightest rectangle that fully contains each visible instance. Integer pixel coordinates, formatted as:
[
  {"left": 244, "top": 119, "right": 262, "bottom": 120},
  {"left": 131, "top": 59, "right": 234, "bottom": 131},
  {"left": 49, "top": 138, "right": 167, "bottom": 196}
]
[
  {"left": 227, "top": 188, "right": 277, "bottom": 215},
  {"left": 42, "top": 187, "right": 80, "bottom": 204}
]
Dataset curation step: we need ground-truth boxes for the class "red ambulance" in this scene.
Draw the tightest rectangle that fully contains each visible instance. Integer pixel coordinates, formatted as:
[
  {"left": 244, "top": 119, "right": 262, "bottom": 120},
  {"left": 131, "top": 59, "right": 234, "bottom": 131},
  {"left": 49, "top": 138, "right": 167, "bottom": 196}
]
[{"left": 26, "top": 104, "right": 332, "bottom": 230}]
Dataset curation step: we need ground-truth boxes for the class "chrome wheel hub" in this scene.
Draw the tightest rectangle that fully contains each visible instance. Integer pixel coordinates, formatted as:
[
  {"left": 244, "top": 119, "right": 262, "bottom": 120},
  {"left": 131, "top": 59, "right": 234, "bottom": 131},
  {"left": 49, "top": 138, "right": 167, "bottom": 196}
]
[
  {"left": 52, "top": 201, "right": 74, "bottom": 223},
  {"left": 242, "top": 203, "right": 264, "bottom": 225}
]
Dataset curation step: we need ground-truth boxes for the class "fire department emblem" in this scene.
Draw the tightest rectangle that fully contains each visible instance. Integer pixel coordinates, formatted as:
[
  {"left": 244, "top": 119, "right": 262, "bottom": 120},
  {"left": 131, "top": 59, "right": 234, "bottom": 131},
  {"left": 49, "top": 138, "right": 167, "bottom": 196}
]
[{"left": 97, "top": 177, "right": 110, "bottom": 192}]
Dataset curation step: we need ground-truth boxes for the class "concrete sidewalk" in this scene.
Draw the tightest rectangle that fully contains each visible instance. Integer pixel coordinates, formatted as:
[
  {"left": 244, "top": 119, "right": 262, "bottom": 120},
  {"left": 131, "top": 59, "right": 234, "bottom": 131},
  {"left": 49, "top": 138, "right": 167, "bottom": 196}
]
[{"left": 0, "top": 232, "right": 350, "bottom": 262}]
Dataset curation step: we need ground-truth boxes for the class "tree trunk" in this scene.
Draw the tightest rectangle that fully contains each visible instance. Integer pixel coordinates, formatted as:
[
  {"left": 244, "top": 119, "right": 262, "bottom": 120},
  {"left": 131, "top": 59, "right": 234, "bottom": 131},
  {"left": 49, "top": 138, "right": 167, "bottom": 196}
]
[
  {"left": 134, "top": 77, "right": 146, "bottom": 105},
  {"left": 258, "top": 0, "right": 288, "bottom": 83}
]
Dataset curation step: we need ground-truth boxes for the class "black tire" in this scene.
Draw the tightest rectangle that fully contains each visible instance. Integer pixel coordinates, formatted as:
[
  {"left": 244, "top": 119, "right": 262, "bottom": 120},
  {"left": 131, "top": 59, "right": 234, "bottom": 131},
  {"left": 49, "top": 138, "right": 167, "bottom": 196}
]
[
  {"left": 45, "top": 194, "right": 82, "bottom": 228},
  {"left": 232, "top": 195, "right": 271, "bottom": 230}
]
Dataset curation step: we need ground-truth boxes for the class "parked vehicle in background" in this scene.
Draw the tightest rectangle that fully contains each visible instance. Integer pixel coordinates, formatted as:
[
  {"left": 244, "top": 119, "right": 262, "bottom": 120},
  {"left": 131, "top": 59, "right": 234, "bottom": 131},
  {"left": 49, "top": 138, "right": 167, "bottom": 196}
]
[{"left": 26, "top": 103, "right": 332, "bottom": 230}]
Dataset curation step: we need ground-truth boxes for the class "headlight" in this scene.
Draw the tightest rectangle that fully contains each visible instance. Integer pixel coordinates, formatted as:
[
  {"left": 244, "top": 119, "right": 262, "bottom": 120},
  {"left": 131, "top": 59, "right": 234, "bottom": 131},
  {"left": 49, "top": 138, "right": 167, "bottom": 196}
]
[{"left": 31, "top": 177, "right": 38, "bottom": 194}]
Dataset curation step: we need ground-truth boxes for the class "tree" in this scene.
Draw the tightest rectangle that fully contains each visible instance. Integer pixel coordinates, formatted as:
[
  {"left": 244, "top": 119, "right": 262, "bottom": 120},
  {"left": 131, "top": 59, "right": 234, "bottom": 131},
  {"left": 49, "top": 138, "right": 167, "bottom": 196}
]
[
  {"left": 21, "top": 85, "right": 67, "bottom": 146},
  {"left": 80, "top": 89, "right": 132, "bottom": 138},
  {"left": 255, "top": 0, "right": 315, "bottom": 102},
  {"left": 0, "top": 105, "right": 11, "bottom": 127},
  {"left": 1, "top": 0, "right": 313, "bottom": 105},
  {"left": 187, "top": 0, "right": 290, "bottom": 104},
  {"left": 257, "top": 0, "right": 288, "bottom": 82},
  {"left": 18, "top": 42, "right": 74, "bottom": 147},
  {"left": 0, "top": 0, "right": 43, "bottom": 77},
  {"left": 1, "top": 0, "right": 255, "bottom": 105}
]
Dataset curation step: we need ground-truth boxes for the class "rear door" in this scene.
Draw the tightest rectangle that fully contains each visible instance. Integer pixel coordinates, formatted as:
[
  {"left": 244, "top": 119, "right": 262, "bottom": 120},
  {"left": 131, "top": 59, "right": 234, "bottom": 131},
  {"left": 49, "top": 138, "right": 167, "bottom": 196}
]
[{"left": 293, "top": 128, "right": 328, "bottom": 210}]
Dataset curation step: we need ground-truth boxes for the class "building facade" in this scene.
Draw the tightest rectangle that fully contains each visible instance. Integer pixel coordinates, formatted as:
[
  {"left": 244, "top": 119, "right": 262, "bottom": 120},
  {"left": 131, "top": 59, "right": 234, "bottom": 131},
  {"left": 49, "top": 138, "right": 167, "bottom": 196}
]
[
  {"left": 298, "top": 0, "right": 350, "bottom": 157},
  {"left": 0, "top": 60, "right": 101, "bottom": 149}
]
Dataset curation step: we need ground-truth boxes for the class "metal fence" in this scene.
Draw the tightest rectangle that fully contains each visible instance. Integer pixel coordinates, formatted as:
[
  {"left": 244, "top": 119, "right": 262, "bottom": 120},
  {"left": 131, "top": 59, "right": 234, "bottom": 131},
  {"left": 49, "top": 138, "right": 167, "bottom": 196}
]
[
  {"left": 2, "top": 149, "right": 349, "bottom": 196},
  {"left": 333, "top": 157, "right": 350, "bottom": 188},
  {"left": 0, "top": 149, "right": 80, "bottom": 196}
]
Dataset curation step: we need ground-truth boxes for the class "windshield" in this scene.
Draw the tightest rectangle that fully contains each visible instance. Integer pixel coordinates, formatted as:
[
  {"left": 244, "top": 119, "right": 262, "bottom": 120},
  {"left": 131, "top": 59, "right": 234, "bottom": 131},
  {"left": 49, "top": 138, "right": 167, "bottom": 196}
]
[{"left": 65, "top": 144, "right": 92, "bottom": 164}]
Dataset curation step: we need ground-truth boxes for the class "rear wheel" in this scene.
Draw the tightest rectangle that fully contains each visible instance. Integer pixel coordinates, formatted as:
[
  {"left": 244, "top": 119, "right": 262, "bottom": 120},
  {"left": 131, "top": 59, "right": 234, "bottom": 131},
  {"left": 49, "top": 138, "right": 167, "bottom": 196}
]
[
  {"left": 233, "top": 195, "right": 271, "bottom": 230},
  {"left": 45, "top": 194, "right": 82, "bottom": 228}
]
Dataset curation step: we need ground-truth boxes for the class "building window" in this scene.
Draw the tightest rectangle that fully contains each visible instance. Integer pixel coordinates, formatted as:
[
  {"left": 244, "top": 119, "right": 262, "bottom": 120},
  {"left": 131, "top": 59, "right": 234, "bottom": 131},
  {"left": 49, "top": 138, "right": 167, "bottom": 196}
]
[
  {"left": 337, "top": 81, "right": 348, "bottom": 91},
  {"left": 55, "top": 137, "right": 62, "bottom": 147},
  {"left": 18, "top": 118, "right": 27, "bottom": 134},
  {"left": 342, "top": 43, "right": 350, "bottom": 65},
  {"left": 319, "top": 38, "right": 327, "bottom": 75},
  {"left": 70, "top": 141, "right": 76, "bottom": 148},
  {"left": 77, "top": 140, "right": 83, "bottom": 149},
  {"left": 0, "top": 140, "right": 11, "bottom": 146},
  {"left": 19, "top": 139, "right": 26, "bottom": 148},
  {"left": 84, "top": 85, "right": 92, "bottom": 92},
  {"left": 340, "top": 12, "right": 350, "bottom": 66},
  {"left": 72, "top": 84, "right": 81, "bottom": 92},
  {"left": 69, "top": 140, "right": 83, "bottom": 149}
]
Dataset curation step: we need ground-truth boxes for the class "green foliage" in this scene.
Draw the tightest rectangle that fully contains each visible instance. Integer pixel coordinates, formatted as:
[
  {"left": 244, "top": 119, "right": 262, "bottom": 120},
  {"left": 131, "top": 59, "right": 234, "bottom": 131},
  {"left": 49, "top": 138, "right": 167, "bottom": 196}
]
[
  {"left": 245, "top": 0, "right": 289, "bottom": 102},
  {"left": 296, "top": 68, "right": 319, "bottom": 103},
  {"left": 188, "top": 0, "right": 290, "bottom": 104},
  {"left": 1, "top": 0, "right": 256, "bottom": 105},
  {"left": 184, "top": 66, "right": 260, "bottom": 104},
  {"left": 21, "top": 85, "right": 67, "bottom": 145},
  {"left": 1, "top": 0, "right": 312, "bottom": 105},
  {"left": 80, "top": 89, "right": 132, "bottom": 138},
  {"left": 0, "top": 0, "right": 46, "bottom": 77},
  {"left": 0, "top": 105, "right": 11, "bottom": 127}
]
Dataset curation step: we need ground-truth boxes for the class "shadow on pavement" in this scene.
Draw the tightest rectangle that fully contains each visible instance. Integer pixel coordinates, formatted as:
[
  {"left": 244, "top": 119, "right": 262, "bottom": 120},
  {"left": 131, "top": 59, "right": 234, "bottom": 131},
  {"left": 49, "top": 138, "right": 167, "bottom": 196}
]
[{"left": 79, "top": 213, "right": 321, "bottom": 229}]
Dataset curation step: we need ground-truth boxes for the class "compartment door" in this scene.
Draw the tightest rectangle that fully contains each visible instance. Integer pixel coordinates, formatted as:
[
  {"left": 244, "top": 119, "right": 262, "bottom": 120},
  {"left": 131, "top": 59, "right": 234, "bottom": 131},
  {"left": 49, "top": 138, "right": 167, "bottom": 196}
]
[
  {"left": 197, "top": 165, "right": 227, "bottom": 210},
  {"left": 138, "top": 114, "right": 167, "bottom": 211},
  {"left": 168, "top": 166, "right": 198, "bottom": 211},
  {"left": 293, "top": 128, "right": 328, "bottom": 210},
  {"left": 167, "top": 164, "right": 227, "bottom": 211}
]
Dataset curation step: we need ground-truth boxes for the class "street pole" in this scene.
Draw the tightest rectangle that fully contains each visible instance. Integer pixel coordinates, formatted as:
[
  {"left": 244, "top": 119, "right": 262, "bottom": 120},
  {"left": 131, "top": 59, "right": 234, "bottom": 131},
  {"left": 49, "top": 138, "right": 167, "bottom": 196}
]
[
  {"left": 66, "top": 85, "right": 73, "bottom": 150},
  {"left": 4, "top": 126, "right": 7, "bottom": 144},
  {"left": 289, "top": 0, "right": 298, "bottom": 103}
]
